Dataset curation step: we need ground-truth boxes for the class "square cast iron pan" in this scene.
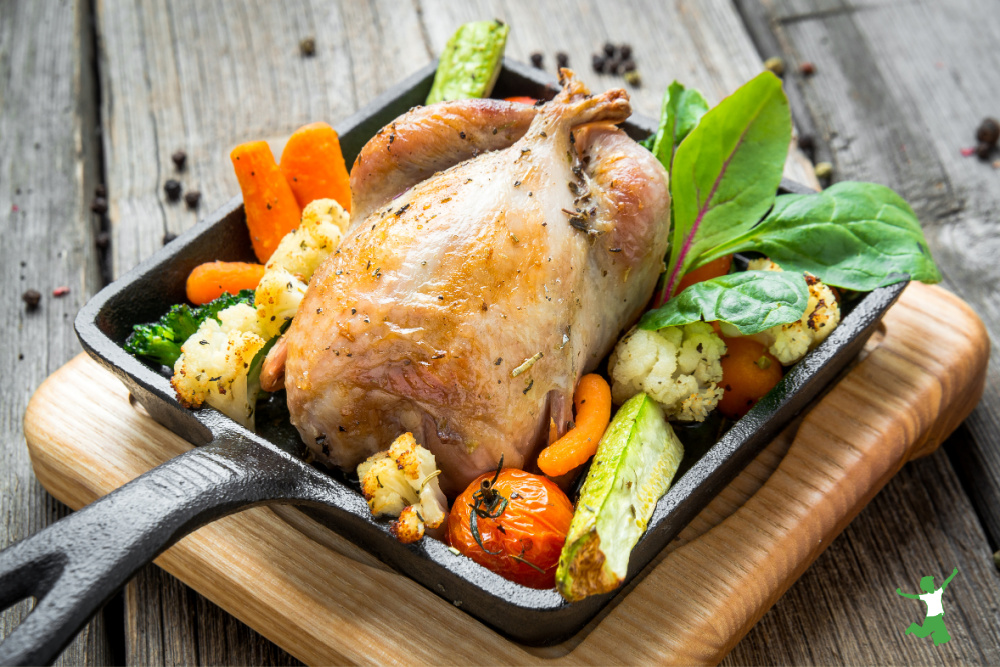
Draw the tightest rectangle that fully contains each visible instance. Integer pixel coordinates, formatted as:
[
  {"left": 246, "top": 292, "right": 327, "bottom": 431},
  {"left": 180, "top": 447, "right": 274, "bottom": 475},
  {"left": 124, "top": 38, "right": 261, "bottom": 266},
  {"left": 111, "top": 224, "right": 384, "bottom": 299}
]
[{"left": 74, "top": 59, "right": 906, "bottom": 645}]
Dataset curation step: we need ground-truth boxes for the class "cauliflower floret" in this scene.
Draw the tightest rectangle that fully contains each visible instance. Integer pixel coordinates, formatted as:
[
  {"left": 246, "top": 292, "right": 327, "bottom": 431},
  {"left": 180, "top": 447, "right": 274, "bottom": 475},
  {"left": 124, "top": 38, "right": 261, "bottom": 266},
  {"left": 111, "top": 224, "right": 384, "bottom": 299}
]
[
  {"left": 171, "top": 303, "right": 268, "bottom": 429},
  {"left": 357, "top": 433, "right": 448, "bottom": 543},
  {"left": 255, "top": 198, "right": 349, "bottom": 338},
  {"left": 723, "top": 258, "right": 841, "bottom": 365},
  {"left": 609, "top": 322, "right": 727, "bottom": 422}
]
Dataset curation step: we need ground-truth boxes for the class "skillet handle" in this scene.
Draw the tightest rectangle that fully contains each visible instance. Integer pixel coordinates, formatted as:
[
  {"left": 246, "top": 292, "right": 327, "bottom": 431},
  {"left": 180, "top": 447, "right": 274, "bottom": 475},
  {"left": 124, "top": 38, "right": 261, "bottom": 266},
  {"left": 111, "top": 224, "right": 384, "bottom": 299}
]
[{"left": 0, "top": 429, "right": 331, "bottom": 666}]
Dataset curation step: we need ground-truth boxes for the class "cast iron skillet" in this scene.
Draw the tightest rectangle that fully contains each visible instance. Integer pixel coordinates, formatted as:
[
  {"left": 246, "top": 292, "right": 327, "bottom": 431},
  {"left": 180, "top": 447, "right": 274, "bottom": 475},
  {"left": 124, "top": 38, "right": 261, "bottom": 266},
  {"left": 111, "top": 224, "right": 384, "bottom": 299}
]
[{"left": 0, "top": 59, "right": 905, "bottom": 665}]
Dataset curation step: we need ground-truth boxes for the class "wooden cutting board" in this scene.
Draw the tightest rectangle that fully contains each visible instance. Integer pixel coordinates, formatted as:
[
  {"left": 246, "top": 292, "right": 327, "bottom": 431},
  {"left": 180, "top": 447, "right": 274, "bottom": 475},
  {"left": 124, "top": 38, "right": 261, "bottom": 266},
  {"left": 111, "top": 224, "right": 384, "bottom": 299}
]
[{"left": 22, "top": 282, "right": 987, "bottom": 665}]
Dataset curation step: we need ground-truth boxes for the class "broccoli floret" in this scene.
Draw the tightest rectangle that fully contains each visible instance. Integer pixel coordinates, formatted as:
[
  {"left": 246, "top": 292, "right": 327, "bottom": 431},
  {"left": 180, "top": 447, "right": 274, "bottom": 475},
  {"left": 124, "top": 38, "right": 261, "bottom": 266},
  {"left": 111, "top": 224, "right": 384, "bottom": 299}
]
[{"left": 125, "top": 289, "right": 256, "bottom": 367}]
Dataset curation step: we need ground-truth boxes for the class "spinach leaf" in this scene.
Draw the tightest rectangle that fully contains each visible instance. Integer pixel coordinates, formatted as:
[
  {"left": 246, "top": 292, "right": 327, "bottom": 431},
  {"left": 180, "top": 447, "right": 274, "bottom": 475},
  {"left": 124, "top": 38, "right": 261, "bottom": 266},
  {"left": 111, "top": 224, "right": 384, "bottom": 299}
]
[
  {"left": 650, "top": 81, "right": 709, "bottom": 171},
  {"left": 659, "top": 72, "right": 791, "bottom": 304},
  {"left": 639, "top": 271, "right": 809, "bottom": 336},
  {"left": 698, "top": 182, "right": 942, "bottom": 290}
]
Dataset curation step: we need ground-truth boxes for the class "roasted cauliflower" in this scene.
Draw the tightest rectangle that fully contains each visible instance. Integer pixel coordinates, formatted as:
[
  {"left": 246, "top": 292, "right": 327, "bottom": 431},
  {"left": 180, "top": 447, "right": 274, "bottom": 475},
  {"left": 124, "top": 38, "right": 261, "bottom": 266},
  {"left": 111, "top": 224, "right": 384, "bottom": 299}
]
[
  {"left": 171, "top": 303, "right": 269, "bottom": 429},
  {"left": 357, "top": 432, "right": 448, "bottom": 544},
  {"left": 608, "top": 322, "right": 727, "bottom": 422},
  {"left": 255, "top": 198, "right": 349, "bottom": 338},
  {"left": 721, "top": 258, "right": 841, "bottom": 365}
]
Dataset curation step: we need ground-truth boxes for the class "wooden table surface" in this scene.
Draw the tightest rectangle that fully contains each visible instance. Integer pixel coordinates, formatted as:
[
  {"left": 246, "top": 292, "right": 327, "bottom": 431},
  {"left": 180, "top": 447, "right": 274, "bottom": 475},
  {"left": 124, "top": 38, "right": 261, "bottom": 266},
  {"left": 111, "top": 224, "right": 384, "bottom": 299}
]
[{"left": 2, "top": 1, "right": 998, "bottom": 664}]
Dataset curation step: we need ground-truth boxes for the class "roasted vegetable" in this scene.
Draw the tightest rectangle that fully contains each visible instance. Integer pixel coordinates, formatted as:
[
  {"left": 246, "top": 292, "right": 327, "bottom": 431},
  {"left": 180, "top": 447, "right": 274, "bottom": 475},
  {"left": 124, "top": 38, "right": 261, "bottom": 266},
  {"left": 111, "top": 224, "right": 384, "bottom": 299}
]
[
  {"left": 357, "top": 433, "right": 447, "bottom": 544},
  {"left": 556, "top": 393, "right": 684, "bottom": 602},
  {"left": 426, "top": 20, "right": 509, "bottom": 104},
  {"left": 717, "top": 336, "right": 783, "bottom": 419},
  {"left": 231, "top": 140, "right": 302, "bottom": 263},
  {"left": 254, "top": 198, "right": 349, "bottom": 338},
  {"left": 448, "top": 464, "right": 574, "bottom": 589},
  {"left": 609, "top": 322, "right": 727, "bottom": 422},
  {"left": 537, "top": 374, "right": 612, "bottom": 478},
  {"left": 279, "top": 122, "right": 352, "bottom": 213},
  {"left": 171, "top": 302, "right": 269, "bottom": 429},
  {"left": 125, "top": 290, "right": 255, "bottom": 367},
  {"left": 186, "top": 261, "right": 266, "bottom": 306}
]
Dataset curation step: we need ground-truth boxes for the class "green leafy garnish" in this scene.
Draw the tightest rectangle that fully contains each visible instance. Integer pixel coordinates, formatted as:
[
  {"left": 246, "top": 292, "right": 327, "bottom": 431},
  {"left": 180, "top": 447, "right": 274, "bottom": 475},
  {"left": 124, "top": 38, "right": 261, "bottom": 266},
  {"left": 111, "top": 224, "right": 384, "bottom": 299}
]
[
  {"left": 658, "top": 71, "right": 791, "bottom": 305},
  {"left": 696, "top": 181, "right": 942, "bottom": 290},
  {"left": 649, "top": 81, "right": 709, "bottom": 172},
  {"left": 639, "top": 271, "right": 809, "bottom": 336}
]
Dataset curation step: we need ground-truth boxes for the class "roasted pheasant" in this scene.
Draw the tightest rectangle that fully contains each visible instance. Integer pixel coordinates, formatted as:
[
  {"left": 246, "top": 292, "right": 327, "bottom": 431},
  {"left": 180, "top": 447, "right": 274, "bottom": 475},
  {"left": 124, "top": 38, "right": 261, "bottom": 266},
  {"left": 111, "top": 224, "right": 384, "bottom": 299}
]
[{"left": 280, "top": 71, "right": 671, "bottom": 495}]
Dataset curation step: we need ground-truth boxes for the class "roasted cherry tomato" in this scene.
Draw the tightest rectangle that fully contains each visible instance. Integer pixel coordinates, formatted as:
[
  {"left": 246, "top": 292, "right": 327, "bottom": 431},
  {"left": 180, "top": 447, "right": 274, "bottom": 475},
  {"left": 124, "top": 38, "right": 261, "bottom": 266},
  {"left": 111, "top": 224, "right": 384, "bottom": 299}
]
[
  {"left": 718, "top": 336, "right": 783, "bottom": 419},
  {"left": 675, "top": 254, "right": 733, "bottom": 294},
  {"left": 448, "top": 467, "right": 573, "bottom": 589},
  {"left": 503, "top": 95, "right": 538, "bottom": 105}
]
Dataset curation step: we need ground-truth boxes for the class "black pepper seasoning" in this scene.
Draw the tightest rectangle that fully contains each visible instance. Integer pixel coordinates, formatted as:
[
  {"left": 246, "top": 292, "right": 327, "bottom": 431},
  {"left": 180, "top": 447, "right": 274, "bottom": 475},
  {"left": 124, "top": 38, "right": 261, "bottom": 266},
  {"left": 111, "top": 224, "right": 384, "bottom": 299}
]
[
  {"left": 184, "top": 190, "right": 201, "bottom": 209},
  {"left": 171, "top": 150, "right": 187, "bottom": 170},
  {"left": 976, "top": 118, "right": 1000, "bottom": 147},
  {"left": 300, "top": 37, "right": 316, "bottom": 57},
  {"left": 164, "top": 179, "right": 182, "bottom": 201},
  {"left": 22, "top": 289, "right": 41, "bottom": 311},
  {"left": 530, "top": 52, "right": 543, "bottom": 69},
  {"left": 90, "top": 197, "right": 108, "bottom": 214},
  {"left": 556, "top": 52, "right": 569, "bottom": 69}
]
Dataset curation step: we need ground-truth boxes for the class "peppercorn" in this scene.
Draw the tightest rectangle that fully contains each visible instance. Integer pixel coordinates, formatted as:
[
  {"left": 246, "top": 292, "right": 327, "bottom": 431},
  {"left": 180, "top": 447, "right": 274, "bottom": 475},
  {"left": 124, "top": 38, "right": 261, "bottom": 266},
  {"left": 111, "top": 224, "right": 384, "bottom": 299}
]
[
  {"left": 621, "top": 58, "right": 636, "bottom": 73},
  {"left": 814, "top": 161, "right": 834, "bottom": 179},
  {"left": 623, "top": 70, "right": 641, "bottom": 87},
  {"left": 530, "top": 52, "right": 543, "bottom": 69},
  {"left": 184, "top": 190, "right": 201, "bottom": 209},
  {"left": 976, "top": 118, "right": 1000, "bottom": 147},
  {"left": 764, "top": 56, "right": 785, "bottom": 76},
  {"left": 799, "top": 61, "right": 816, "bottom": 76},
  {"left": 95, "top": 231, "right": 110, "bottom": 250},
  {"left": 22, "top": 289, "right": 41, "bottom": 311},
  {"left": 592, "top": 54, "right": 606, "bottom": 73},
  {"left": 620, "top": 44, "right": 632, "bottom": 59},
  {"left": 299, "top": 37, "right": 316, "bottom": 57},
  {"left": 556, "top": 52, "right": 569, "bottom": 69},
  {"left": 603, "top": 42, "right": 616, "bottom": 57},
  {"left": 171, "top": 149, "right": 187, "bottom": 170},
  {"left": 976, "top": 142, "right": 993, "bottom": 161},
  {"left": 164, "top": 179, "right": 182, "bottom": 201},
  {"left": 163, "top": 232, "right": 177, "bottom": 245},
  {"left": 95, "top": 183, "right": 107, "bottom": 198},
  {"left": 90, "top": 197, "right": 108, "bottom": 214},
  {"left": 607, "top": 56, "right": 622, "bottom": 74}
]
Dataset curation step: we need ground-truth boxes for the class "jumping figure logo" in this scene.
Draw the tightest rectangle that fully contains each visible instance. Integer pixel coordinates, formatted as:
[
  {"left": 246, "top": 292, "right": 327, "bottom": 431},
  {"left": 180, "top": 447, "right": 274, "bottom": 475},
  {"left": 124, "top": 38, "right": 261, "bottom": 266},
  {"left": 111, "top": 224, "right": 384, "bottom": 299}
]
[{"left": 896, "top": 567, "right": 958, "bottom": 646}]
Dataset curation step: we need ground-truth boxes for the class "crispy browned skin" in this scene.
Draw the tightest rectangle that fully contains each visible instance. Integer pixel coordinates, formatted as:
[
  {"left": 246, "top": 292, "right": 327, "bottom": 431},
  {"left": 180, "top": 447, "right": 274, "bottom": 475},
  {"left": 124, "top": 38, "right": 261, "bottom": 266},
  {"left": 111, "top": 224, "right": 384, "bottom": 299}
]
[
  {"left": 284, "top": 71, "right": 671, "bottom": 495},
  {"left": 349, "top": 99, "right": 538, "bottom": 224}
]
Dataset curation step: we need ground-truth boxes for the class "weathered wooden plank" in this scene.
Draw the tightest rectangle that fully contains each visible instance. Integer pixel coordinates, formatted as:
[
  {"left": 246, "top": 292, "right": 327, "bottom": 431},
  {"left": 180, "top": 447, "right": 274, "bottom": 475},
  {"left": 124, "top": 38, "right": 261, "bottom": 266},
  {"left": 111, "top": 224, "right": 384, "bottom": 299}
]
[
  {"left": 0, "top": 0, "right": 111, "bottom": 663},
  {"left": 94, "top": 0, "right": 429, "bottom": 663},
  {"left": 756, "top": 0, "right": 1000, "bottom": 578}
]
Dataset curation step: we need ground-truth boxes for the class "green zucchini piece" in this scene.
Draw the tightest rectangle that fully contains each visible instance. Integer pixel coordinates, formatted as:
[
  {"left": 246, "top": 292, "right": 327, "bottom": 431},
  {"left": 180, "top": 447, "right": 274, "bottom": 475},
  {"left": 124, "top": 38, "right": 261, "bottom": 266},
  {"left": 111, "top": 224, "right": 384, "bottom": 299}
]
[
  {"left": 426, "top": 20, "right": 509, "bottom": 104},
  {"left": 556, "top": 393, "right": 684, "bottom": 602}
]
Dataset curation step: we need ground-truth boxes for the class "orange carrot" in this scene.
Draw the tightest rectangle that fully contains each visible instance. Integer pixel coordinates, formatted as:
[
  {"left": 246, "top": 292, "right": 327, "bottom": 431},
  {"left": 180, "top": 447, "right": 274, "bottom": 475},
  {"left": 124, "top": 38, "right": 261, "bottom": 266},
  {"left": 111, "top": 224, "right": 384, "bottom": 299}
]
[
  {"left": 537, "top": 374, "right": 612, "bottom": 478},
  {"left": 279, "top": 122, "right": 352, "bottom": 213},
  {"left": 186, "top": 261, "right": 266, "bottom": 306},
  {"left": 676, "top": 254, "right": 733, "bottom": 294},
  {"left": 717, "top": 337, "right": 783, "bottom": 419},
  {"left": 231, "top": 141, "right": 302, "bottom": 263},
  {"left": 504, "top": 96, "right": 538, "bottom": 105}
]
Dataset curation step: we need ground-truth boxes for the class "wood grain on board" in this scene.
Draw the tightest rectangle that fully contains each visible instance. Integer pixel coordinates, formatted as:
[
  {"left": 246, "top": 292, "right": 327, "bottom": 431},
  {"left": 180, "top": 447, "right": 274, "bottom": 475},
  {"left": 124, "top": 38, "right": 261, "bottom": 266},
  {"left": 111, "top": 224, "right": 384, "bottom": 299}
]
[
  {"left": 0, "top": 1, "right": 112, "bottom": 663},
  {"left": 23, "top": 283, "right": 1000, "bottom": 664}
]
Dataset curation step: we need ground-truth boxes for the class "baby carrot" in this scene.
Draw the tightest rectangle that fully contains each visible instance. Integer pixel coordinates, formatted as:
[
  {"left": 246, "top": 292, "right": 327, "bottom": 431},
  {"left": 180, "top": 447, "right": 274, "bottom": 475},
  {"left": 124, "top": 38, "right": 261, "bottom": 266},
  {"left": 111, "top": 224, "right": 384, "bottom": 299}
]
[
  {"left": 186, "top": 261, "right": 265, "bottom": 305},
  {"left": 537, "top": 374, "right": 612, "bottom": 478},
  {"left": 231, "top": 141, "right": 301, "bottom": 263},
  {"left": 279, "top": 122, "right": 352, "bottom": 213}
]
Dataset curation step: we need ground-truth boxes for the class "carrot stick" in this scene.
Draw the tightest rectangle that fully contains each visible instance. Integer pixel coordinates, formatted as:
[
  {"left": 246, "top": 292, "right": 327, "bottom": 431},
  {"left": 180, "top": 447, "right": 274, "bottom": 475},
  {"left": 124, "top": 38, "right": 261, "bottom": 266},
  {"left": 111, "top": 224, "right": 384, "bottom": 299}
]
[
  {"left": 279, "top": 122, "right": 352, "bottom": 213},
  {"left": 231, "top": 141, "right": 302, "bottom": 263},
  {"left": 186, "top": 261, "right": 266, "bottom": 305},
  {"left": 537, "top": 374, "right": 612, "bottom": 478}
]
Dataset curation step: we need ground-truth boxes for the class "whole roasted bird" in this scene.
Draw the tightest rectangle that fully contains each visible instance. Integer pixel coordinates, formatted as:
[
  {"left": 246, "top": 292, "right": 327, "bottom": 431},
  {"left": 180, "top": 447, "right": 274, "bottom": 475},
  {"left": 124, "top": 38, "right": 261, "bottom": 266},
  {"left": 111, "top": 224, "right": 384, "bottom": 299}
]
[{"left": 279, "top": 70, "right": 671, "bottom": 495}]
